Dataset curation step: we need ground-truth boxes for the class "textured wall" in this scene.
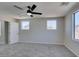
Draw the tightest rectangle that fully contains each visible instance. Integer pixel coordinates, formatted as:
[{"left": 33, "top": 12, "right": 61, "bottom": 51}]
[
  {"left": 0, "top": 20, "right": 5, "bottom": 44},
  {"left": 19, "top": 17, "right": 64, "bottom": 45},
  {"left": 64, "top": 3, "right": 79, "bottom": 56}
]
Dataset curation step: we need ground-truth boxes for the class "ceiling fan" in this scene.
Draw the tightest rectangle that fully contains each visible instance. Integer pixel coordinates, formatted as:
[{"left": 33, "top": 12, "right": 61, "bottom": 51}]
[{"left": 14, "top": 4, "right": 42, "bottom": 17}]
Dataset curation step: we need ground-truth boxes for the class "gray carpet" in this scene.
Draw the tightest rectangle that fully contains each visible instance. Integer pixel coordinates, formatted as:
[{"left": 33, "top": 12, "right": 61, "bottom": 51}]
[{"left": 0, "top": 42, "right": 76, "bottom": 57}]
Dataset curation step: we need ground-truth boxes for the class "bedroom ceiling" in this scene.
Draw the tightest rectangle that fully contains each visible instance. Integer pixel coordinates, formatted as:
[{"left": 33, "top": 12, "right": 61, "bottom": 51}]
[{"left": 0, "top": 2, "right": 77, "bottom": 19}]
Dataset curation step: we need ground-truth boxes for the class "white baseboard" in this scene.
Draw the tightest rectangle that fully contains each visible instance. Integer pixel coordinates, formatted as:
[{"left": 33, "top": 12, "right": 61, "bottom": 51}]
[
  {"left": 18, "top": 41, "right": 64, "bottom": 45},
  {"left": 65, "top": 44, "right": 78, "bottom": 57}
]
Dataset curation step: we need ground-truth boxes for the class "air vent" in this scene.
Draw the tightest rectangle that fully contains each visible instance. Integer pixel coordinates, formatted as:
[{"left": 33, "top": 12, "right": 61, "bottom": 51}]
[{"left": 61, "top": 2, "right": 69, "bottom": 6}]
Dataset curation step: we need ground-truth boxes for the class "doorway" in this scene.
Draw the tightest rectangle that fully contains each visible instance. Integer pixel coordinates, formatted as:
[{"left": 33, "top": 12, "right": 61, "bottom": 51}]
[
  {"left": 5, "top": 21, "right": 9, "bottom": 44},
  {"left": 5, "top": 21, "right": 19, "bottom": 44}
]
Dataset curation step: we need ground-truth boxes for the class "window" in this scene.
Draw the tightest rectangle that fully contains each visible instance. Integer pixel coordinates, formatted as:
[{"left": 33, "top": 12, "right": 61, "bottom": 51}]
[
  {"left": 21, "top": 21, "right": 30, "bottom": 30},
  {"left": 74, "top": 11, "right": 79, "bottom": 40},
  {"left": 47, "top": 20, "right": 56, "bottom": 30},
  {"left": 0, "top": 21, "right": 1, "bottom": 36}
]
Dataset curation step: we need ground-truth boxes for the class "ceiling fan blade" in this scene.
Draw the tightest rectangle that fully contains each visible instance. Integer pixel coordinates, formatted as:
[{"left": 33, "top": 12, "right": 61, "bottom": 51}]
[
  {"left": 27, "top": 6, "right": 31, "bottom": 9},
  {"left": 27, "top": 10, "right": 31, "bottom": 13},
  {"left": 31, "top": 4, "right": 37, "bottom": 11},
  {"left": 31, "top": 12, "right": 42, "bottom": 15},
  {"left": 14, "top": 5, "right": 23, "bottom": 10}
]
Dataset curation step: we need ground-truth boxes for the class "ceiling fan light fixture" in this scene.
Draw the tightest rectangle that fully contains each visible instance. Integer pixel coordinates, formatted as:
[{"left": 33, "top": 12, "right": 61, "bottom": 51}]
[
  {"left": 27, "top": 13, "right": 32, "bottom": 16},
  {"left": 14, "top": 4, "right": 42, "bottom": 17}
]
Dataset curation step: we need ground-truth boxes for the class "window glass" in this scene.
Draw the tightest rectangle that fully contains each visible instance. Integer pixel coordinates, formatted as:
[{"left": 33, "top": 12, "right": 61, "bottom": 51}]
[
  {"left": 21, "top": 21, "right": 30, "bottom": 30},
  {"left": 47, "top": 20, "right": 56, "bottom": 30},
  {"left": 75, "top": 12, "right": 79, "bottom": 39}
]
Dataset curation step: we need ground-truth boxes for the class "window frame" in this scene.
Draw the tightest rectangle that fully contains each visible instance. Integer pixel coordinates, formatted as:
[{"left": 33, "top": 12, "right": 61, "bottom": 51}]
[
  {"left": 21, "top": 21, "right": 30, "bottom": 30},
  {"left": 47, "top": 20, "right": 57, "bottom": 30},
  {"left": 72, "top": 9, "right": 79, "bottom": 42}
]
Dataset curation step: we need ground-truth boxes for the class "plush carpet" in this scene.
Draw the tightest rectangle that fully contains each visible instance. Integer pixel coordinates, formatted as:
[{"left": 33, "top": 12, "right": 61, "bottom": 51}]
[{"left": 0, "top": 42, "right": 76, "bottom": 57}]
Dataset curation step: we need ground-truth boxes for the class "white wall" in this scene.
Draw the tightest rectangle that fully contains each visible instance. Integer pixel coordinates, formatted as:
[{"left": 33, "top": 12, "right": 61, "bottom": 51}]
[
  {"left": 0, "top": 20, "right": 5, "bottom": 44},
  {"left": 9, "top": 22, "right": 19, "bottom": 44},
  {"left": 0, "top": 16, "right": 18, "bottom": 44},
  {"left": 64, "top": 3, "right": 79, "bottom": 56},
  {"left": 19, "top": 17, "right": 64, "bottom": 45}
]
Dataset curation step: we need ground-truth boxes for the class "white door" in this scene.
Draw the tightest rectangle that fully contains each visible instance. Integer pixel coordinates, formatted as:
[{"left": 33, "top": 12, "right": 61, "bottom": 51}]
[{"left": 9, "top": 22, "right": 19, "bottom": 44}]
